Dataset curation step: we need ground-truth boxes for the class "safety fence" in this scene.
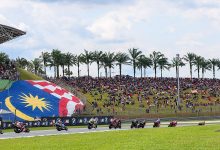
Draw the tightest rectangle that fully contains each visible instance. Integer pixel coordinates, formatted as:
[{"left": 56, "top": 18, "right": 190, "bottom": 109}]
[{"left": 0, "top": 116, "right": 112, "bottom": 129}]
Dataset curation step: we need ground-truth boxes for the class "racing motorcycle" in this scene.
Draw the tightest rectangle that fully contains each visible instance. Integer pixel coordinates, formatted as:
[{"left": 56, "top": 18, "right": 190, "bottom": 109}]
[
  {"left": 168, "top": 121, "right": 177, "bottom": 127},
  {"left": 88, "top": 121, "right": 97, "bottom": 129},
  {"left": 56, "top": 123, "right": 68, "bottom": 131},
  {"left": 109, "top": 118, "right": 121, "bottom": 129},
  {"left": 130, "top": 120, "right": 146, "bottom": 128},
  {"left": 13, "top": 122, "right": 30, "bottom": 133},
  {"left": 153, "top": 121, "right": 160, "bottom": 128}
]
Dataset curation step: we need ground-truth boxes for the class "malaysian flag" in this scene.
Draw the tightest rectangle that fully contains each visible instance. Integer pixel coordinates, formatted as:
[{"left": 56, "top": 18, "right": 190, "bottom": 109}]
[{"left": 0, "top": 80, "right": 84, "bottom": 121}]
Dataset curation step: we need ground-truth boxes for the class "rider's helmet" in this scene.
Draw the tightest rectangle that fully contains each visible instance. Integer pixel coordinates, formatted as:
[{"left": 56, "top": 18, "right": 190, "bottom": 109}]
[{"left": 56, "top": 118, "right": 61, "bottom": 123}]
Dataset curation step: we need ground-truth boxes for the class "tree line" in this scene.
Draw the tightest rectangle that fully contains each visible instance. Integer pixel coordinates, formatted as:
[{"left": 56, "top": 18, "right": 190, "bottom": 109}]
[{"left": 0, "top": 48, "right": 220, "bottom": 79}]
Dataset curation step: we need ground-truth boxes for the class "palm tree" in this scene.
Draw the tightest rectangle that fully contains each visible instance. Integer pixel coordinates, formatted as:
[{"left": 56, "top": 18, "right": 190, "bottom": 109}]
[
  {"left": 137, "top": 55, "right": 152, "bottom": 78},
  {"left": 101, "top": 53, "right": 108, "bottom": 78},
  {"left": 27, "top": 61, "right": 34, "bottom": 73},
  {"left": 193, "top": 55, "right": 203, "bottom": 78},
  {"left": 51, "top": 49, "right": 62, "bottom": 78},
  {"left": 76, "top": 54, "right": 83, "bottom": 77},
  {"left": 0, "top": 52, "right": 9, "bottom": 65},
  {"left": 209, "top": 58, "right": 219, "bottom": 79},
  {"left": 158, "top": 56, "right": 170, "bottom": 78},
  {"left": 40, "top": 52, "right": 51, "bottom": 76},
  {"left": 16, "top": 57, "right": 28, "bottom": 69},
  {"left": 150, "top": 51, "right": 164, "bottom": 78},
  {"left": 81, "top": 50, "right": 93, "bottom": 77},
  {"left": 128, "top": 48, "right": 142, "bottom": 78},
  {"left": 65, "top": 53, "right": 76, "bottom": 78},
  {"left": 92, "top": 51, "right": 103, "bottom": 78},
  {"left": 103, "top": 52, "right": 116, "bottom": 78},
  {"left": 32, "top": 58, "right": 43, "bottom": 74},
  {"left": 171, "top": 57, "right": 185, "bottom": 77},
  {"left": 184, "top": 53, "right": 196, "bottom": 79},
  {"left": 200, "top": 58, "right": 211, "bottom": 78},
  {"left": 142, "top": 57, "right": 152, "bottom": 77},
  {"left": 115, "top": 52, "right": 130, "bottom": 79},
  {"left": 60, "top": 53, "right": 66, "bottom": 77}
]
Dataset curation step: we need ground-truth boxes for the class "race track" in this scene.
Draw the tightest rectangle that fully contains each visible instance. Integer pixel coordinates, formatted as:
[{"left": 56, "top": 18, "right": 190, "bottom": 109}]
[{"left": 0, "top": 121, "right": 219, "bottom": 139}]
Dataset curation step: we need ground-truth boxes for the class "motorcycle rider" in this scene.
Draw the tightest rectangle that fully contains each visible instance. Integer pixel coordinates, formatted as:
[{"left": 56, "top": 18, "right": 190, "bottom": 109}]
[
  {"left": 15, "top": 121, "right": 24, "bottom": 129},
  {"left": 110, "top": 117, "right": 117, "bottom": 125},
  {"left": 89, "top": 117, "right": 96, "bottom": 124},
  {"left": 155, "top": 118, "right": 160, "bottom": 124},
  {"left": 56, "top": 118, "right": 65, "bottom": 128},
  {"left": 89, "top": 117, "right": 98, "bottom": 126}
]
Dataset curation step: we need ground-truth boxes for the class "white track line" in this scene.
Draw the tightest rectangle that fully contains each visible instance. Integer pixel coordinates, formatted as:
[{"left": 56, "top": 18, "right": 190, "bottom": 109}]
[{"left": 0, "top": 129, "right": 127, "bottom": 140}]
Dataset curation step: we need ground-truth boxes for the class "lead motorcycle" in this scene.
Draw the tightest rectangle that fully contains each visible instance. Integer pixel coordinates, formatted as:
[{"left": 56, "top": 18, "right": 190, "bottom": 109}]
[
  {"left": 13, "top": 122, "right": 30, "bottom": 133},
  {"left": 109, "top": 118, "right": 121, "bottom": 129},
  {"left": 131, "top": 120, "right": 146, "bottom": 128},
  {"left": 168, "top": 121, "right": 177, "bottom": 127}
]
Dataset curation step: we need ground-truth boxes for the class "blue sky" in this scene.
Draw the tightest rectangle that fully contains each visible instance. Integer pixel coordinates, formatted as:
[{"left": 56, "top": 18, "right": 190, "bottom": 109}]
[{"left": 0, "top": 0, "right": 220, "bottom": 78}]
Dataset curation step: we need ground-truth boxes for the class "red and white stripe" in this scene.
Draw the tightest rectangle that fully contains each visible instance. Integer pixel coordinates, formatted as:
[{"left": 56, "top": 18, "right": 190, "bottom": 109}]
[{"left": 27, "top": 80, "right": 84, "bottom": 116}]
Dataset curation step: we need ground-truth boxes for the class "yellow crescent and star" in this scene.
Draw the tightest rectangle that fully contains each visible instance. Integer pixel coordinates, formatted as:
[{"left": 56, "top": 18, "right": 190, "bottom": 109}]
[{"left": 5, "top": 93, "right": 52, "bottom": 121}]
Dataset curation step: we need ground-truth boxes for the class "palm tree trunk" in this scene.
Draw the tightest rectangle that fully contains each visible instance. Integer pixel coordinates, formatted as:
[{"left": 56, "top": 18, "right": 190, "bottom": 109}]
[
  {"left": 56, "top": 65, "right": 59, "bottom": 78},
  {"left": 62, "top": 65, "right": 65, "bottom": 77},
  {"left": 154, "top": 64, "right": 157, "bottom": 78},
  {"left": 54, "top": 66, "right": 56, "bottom": 78},
  {"left": 140, "top": 67, "right": 143, "bottom": 78},
  {"left": 160, "top": 67, "right": 162, "bottom": 78},
  {"left": 97, "top": 62, "right": 100, "bottom": 78},
  {"left": 190, "top": 63, "right": 192, "bottom": 79},
  {"left": 87, "top": 63, "right": 89, "bottom": 77},
  {"left": 44, "top": 63, "right": 46, "bottom": 75},
  {"left": 119, "top": 64, "right": 122, "bottom": 79},
  {"left": 144, "top": 67, "right": 146, "bottom": 77},
  {"left": 68, "top": 65, "right": 70, "bottom": 78},
  {"left": 105, "top": 67, "right": 107, "bottom": 78},
  {"left": 197, "top": 67, "right": 200, "bottom": 79},
  {"left": 35, "top": 66, "right": 37, "bottom": 74},
  {"left": 202, "top": 68, "right": 204, "bottom": 78},
  {"left": 109, "top": 67, "right": 112, "bottom": 78},
  {"left": 213, "top": 66, "right": 215, "bottom": 79},
  {"left": 133, "top": 60, "right": 136, "bottom": 78},
  {"left": 77, "top": 62, "right": 80, "bottom": 77}
]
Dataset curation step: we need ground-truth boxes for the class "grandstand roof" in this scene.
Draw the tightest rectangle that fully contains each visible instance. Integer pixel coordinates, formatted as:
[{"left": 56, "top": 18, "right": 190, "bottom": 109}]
[{"left": 0, "top": 24, "right": 26, "bottom": 44}]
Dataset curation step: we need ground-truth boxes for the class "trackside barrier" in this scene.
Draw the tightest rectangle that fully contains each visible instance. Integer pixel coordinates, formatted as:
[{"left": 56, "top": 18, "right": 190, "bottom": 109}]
[
  {"left": 122, "top": 115, "right": 220, "bottom": 123},
  {"left": 1, "top": 116, "right": 113, "bottom": 129}
]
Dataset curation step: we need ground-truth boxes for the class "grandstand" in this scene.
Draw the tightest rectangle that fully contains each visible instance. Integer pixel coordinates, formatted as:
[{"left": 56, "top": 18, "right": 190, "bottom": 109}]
[
  {"left": 0, "top": 24, "right": 26, "bottom": 44},
  {"left": 0, "top": 24, "right": 26, "bottom": 91}
]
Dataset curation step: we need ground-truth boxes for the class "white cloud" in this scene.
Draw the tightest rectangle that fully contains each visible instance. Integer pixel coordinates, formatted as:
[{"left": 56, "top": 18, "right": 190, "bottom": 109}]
[
  {"left": 86, "top": 0, "right": 153, "bottom": 41},
  {"left": 176, "top": 33, "right": 204, "bottom": 47}
]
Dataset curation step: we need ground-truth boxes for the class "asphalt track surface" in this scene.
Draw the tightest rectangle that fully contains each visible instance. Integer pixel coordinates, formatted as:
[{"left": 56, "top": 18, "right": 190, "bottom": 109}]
[{"left": 0, "top": 121, "right": 219, "bottom": 139}]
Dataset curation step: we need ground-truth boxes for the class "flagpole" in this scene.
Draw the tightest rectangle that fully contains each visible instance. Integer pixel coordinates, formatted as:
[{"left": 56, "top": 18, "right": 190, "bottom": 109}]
[{"left": 176, "top": 54, "right": 180, "bottom": 107}]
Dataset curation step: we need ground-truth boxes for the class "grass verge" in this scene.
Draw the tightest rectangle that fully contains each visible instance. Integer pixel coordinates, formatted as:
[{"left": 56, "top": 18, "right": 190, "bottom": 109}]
[{"left": 0, "top": 125, "right": 220, "bottom": 150}]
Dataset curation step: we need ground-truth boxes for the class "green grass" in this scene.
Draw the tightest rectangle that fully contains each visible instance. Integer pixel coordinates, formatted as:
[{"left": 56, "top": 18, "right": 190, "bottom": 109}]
[
  {"left": 18, "top": 68, "right": 43, "bottom": 80},
  {"left": 0, "top": 80, "right": 12, "bottom": 91},
  {"left": 0, "top": 125, "right": 220, "bottom": 150}
]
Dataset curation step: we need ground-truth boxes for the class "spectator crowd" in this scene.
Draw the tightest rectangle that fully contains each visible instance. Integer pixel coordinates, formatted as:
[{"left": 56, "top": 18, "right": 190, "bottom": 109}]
[
  {"left": 0, "top": 60, "right": 19, "bottom": 80},
  {"left": 49, "top": 76, "right": 220, "bottom": 116}
]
